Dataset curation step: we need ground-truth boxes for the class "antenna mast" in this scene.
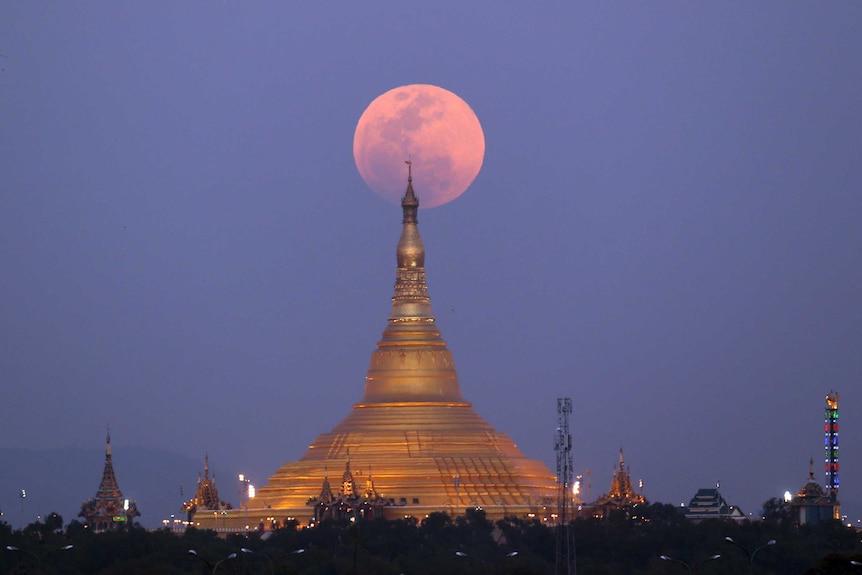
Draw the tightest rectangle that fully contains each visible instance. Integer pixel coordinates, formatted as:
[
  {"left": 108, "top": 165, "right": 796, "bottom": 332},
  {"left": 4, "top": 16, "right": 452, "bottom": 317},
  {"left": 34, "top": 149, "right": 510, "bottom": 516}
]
[{"left": 555, "top": 398, "right": 576, "bottom": 575}]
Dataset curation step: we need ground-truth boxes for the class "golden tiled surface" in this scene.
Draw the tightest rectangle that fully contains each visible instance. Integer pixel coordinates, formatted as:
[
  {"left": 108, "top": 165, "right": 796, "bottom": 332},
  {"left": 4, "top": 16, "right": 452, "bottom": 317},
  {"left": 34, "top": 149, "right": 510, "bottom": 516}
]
[{"left": 194, "top": 177, "right": 556, "bottom": 528}]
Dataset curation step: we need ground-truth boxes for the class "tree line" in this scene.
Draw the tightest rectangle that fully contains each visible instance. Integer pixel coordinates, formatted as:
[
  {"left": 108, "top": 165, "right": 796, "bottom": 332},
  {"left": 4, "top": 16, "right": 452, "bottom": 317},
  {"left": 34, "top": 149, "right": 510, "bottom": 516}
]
[{"left": 1, "top": 502, "right": 860, "bottom": 574}]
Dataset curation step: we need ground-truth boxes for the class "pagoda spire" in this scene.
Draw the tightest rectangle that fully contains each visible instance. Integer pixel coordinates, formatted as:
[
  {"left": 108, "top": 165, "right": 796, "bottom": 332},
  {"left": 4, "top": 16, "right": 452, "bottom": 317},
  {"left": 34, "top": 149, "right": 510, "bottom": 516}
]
[
  {"left": 99, "top": 430, "right": 120, "bottom": 498},
  {"left": 391, "top": 159, "right": 428, "bottom": 308},
  {"left": 358, "top": 163, "right": 467, "bottom": 405},
  {"left": 401, "top": 158, "right": 419, "bottom": 225}
]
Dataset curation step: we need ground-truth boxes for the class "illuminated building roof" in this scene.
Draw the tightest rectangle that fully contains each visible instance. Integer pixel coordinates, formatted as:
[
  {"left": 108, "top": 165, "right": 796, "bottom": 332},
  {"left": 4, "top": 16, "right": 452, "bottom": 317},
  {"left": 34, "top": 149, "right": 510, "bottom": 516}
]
[
  {"left": 182, "top": 454, "right": 232, "bottom": 515},
  {"left": 591, "top": 448, "right": 646, "bottom": 515}
]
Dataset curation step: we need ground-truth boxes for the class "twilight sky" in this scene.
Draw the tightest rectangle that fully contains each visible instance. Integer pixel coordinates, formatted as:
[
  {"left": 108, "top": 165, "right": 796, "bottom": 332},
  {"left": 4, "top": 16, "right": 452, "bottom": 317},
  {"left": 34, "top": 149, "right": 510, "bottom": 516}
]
[{"left": 2, "top": 2, "right": 861, "bottom": 525}]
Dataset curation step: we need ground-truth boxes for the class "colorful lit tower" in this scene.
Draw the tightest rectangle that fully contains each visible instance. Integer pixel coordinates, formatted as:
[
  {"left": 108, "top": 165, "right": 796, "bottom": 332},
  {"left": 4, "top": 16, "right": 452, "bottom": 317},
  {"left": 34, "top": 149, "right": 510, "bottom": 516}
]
[{"left": 824, "top": 391, "right": 840, "bottom": 518}]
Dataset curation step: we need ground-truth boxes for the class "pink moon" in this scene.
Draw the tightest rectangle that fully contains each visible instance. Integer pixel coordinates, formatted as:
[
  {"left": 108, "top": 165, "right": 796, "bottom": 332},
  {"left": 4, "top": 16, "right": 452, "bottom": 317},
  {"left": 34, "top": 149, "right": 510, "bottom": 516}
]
[{"left": 353, "top": 84, "right": 485, "bottom": 208}]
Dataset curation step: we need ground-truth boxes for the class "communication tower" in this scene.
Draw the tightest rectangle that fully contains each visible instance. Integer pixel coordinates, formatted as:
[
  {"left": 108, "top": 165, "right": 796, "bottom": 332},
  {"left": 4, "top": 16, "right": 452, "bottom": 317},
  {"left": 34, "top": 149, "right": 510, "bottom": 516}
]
[
  {"left": 824, "top": 391, "right": 840, "bottom": 517},
  {"left": 555, "top": 398, "right": 576, "bottom": 575}
]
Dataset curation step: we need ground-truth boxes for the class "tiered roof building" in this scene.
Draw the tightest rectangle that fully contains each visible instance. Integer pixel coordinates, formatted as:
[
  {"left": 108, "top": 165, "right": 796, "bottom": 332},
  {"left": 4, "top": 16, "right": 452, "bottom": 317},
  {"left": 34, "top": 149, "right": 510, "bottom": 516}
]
[
  {"left": 683, "top": 487, "right": 744, "bottom": 522},
  {"left": 78, "top": 433, "right": 140, "bottom": 531},
  {"left": 590, "top": 448, "right": 646, "bottom": 517},
  {"left": 182, "top": 455, "right": 232, "bottom": 519}
]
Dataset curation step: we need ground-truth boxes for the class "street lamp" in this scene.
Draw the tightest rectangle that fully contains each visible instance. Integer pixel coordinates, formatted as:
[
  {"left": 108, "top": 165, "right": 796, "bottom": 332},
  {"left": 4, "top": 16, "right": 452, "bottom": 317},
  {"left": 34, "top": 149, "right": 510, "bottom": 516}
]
[
  {"left": 455, "top": 550, "right": 519, "bottom": 571},
  {"left": 188, "top": 549, "right": 213, "bottom": 572},
  {"left": 660, "top": 554, "right": 721, "bottom": 571},
  {"left": 724, "top": 537, "right": 776, "bottom": 574},
  {"left": 241, "top": 547, "right": 274, "bottom": 575},
  {"left": 19, "top": 489, "right": 26, "bottom": 529},
  {"left": 213, "top": 552, "right": 237, "bottom": 574},
  {"left": 238, "top": 474, "right": 256, "bottom": 531}
]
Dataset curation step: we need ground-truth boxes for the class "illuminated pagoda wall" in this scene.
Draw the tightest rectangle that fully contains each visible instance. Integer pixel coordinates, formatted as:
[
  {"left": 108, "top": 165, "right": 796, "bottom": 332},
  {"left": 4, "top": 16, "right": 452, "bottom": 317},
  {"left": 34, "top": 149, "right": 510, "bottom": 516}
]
[
  {"left": 192, "top": 171, "right": 557, "bottom": 529},
  {"left": 79, "top": 433, "right": 140, "bottom": 532}
]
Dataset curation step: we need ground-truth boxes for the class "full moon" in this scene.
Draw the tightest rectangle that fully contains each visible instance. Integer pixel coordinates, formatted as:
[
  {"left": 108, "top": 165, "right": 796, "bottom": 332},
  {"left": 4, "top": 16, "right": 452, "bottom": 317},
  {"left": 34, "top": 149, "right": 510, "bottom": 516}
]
[{"left": 353, "top": 84, "right": 485, "bottom": 208}]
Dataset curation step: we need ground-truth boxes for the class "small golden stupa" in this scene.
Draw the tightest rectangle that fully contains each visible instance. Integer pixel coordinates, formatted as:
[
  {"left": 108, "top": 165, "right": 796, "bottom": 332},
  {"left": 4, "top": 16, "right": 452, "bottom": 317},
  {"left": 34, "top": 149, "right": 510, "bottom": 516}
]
[
  {"left": 196, "top": 166, "right": 556, "bottom": 528},
  {"left": 589, "top": 448, "right": 645, "bottom": 518}
]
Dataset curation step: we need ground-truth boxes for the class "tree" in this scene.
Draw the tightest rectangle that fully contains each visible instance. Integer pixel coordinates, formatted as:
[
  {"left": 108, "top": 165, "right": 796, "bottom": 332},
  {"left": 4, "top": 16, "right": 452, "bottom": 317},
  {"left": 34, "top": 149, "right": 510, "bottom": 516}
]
[{"left": 761, "top": 497, "right": 792, "bottom": 524}]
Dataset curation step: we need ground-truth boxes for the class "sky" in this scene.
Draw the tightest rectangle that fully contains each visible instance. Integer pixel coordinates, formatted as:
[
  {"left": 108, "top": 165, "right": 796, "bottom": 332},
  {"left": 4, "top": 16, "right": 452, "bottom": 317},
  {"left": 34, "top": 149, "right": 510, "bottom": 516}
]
[{"left": 2, "top": 2, "right": 861, "bottom": 527}]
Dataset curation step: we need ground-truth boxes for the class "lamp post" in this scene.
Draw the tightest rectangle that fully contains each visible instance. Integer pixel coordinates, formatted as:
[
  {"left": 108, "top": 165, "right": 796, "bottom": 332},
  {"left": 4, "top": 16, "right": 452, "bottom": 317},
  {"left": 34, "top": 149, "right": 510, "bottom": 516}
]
[
  {"left": 213, "top": 552, "right": 237, "bottom": 574},
  {"left": 239, "top": 474, "right": 253, "bottom": 531},
  {"left": 188, "top": 549, "right": 213, "bottom": 572},
  {"left": 19, "top": 488, "right": 26, "bottom": 529},
  {"left": 454, "top": 474, "right": 461, "bottom": 518},
  {"left": 241, "top": 547, "right": 274, "bottom": 575},
  {"left": 193, "top": 549, "right": 273, "bottom": 574},
  {"left": 659, "top": 554, "right": 721, "bottom": 572},
  {"left": 190, "top": 550, "right": 240, "bottom": 574},
  {"left": 724, "top": 537, "right": 776, "bottom": 574}
]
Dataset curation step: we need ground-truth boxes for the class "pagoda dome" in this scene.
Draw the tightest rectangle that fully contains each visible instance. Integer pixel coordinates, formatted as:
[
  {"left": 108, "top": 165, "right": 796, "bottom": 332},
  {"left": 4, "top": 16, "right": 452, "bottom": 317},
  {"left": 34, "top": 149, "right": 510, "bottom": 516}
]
[
  {"left": 796, "top": 458, "right": 827, "bottom": 501},
  {"left": 799, "top": 481, "right": 825, "bottom": 499}
]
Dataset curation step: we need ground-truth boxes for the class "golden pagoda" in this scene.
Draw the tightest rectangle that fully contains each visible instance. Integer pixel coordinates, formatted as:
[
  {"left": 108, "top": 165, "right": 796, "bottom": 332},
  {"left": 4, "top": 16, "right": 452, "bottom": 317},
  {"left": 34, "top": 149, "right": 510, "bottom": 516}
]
[
  {"left": 181, "top": 455, "right": 232, "bottom": 521},
  {"left": 589, "top": 448, "right": 645, "bottom": 518},
  {"left": 194, "top": 166, "right": 557, "bottom": 529}
]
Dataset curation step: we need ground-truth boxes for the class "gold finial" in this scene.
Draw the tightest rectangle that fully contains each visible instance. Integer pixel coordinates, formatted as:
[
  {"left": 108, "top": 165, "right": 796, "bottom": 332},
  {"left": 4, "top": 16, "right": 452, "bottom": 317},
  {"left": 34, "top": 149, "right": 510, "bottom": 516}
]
[{"left": 400, "top": 159, "right": 419, "bottom": 224}]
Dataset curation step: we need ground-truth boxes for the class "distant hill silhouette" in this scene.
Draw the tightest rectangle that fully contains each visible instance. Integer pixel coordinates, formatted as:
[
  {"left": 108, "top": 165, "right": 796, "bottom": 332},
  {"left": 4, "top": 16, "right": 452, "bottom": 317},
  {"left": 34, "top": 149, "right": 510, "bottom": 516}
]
[{"left": 0, "top": 446, "right": 230, "bottom": 529}]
